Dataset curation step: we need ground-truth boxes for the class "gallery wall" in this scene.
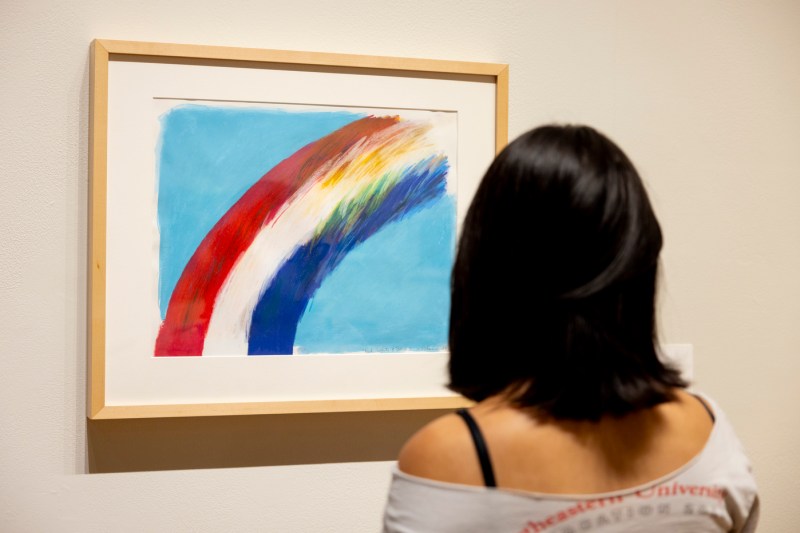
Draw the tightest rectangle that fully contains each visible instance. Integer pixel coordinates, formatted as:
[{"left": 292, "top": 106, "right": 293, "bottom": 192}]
[{"left": 2, "top": 0, "right": 799, "bottom": 531}]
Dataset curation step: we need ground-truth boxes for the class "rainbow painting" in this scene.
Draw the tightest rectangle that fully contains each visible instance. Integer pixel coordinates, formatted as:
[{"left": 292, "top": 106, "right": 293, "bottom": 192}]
[{"left": 154, "top": 103, "right": 456, "bottom": 357}]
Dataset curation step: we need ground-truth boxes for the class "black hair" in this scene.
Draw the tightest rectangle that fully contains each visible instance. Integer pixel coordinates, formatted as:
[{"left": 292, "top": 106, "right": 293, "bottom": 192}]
[{"left": 448, "top": 124, "right": 686, "bottom": 421}]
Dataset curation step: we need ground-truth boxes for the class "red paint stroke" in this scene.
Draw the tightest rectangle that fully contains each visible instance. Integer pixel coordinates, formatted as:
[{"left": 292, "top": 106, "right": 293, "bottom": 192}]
[{"left": 155, "top": 116, "right": 400, "bottom": 356}]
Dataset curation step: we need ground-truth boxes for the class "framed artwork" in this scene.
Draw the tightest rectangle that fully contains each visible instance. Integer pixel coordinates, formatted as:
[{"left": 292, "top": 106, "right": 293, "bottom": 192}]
[{"left": 89, "top": 39, "right": 508, "bottom": 419}]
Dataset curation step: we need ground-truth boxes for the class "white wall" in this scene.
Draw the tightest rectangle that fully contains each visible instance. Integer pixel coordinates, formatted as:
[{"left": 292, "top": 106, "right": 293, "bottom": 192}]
[{"left": 2, "top": 1, "right": 798, "bottom": 531}]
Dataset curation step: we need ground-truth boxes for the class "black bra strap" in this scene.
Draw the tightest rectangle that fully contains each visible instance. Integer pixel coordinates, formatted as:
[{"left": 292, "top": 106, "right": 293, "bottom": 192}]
[{"left": 456, "top": 408, "right": 497, "bottom": 488}]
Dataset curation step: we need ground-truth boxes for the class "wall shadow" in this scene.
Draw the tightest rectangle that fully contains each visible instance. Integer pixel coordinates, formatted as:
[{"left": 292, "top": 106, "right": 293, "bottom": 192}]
[{"left": 88, "top": 409, "right": 450, "bottom": 473}]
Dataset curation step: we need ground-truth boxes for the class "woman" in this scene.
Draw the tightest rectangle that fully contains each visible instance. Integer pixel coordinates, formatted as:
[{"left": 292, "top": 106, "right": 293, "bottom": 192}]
[{"left": 383, "top": 125, "right": 759, "bottom": 532}]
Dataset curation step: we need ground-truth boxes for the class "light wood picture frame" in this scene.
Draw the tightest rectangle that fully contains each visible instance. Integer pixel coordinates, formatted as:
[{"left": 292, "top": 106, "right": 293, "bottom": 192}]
[{"left": 89, "top": 39, "right": 508, "bottom": 419}]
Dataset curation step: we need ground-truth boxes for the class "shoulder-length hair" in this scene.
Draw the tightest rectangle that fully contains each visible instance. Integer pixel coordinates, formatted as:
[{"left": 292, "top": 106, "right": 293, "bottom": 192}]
[{"left": 448, "top": 124, "right": 686, "bottom": 420}]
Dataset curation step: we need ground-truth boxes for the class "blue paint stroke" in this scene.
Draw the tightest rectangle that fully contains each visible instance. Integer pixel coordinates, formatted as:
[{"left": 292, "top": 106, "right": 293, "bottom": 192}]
[
  {"left": 295, "top": 195, "right": 455, "bottom": 354},
  {"left": 247, "top": 157, "right": 451, "bottom": 355},
  {"left": 156, "top": 105, "right": 363, "bottom": 319}
]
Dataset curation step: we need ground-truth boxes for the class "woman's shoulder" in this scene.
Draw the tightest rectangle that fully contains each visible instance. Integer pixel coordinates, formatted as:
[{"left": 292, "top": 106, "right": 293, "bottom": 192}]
[
  {"left": 397, "top": 390, "right": 727, "bottom": 493},
  {"left": 397, "top": 410, "right": 486, "bottom": 486}
]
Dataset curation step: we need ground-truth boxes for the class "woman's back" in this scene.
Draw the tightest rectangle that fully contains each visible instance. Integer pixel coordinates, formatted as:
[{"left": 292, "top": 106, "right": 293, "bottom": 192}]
[
  {"left": 384, "top": 391, "right": 758, "bottom": 532},
  {"left": 399, "top": 389, "right": 712, "bottom": 494}
]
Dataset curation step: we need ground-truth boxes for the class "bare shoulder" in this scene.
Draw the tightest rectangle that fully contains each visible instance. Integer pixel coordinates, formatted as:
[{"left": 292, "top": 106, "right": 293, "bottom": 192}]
[{"left": 397, "top": 411, "right": 484, "bottom": 486}]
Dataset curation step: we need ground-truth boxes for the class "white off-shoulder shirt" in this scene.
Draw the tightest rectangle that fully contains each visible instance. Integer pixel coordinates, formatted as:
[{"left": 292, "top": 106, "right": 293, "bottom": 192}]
[{"left": 383, "top": 394, "right": 758, "bottom": 533}]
